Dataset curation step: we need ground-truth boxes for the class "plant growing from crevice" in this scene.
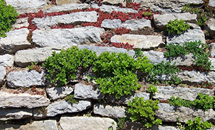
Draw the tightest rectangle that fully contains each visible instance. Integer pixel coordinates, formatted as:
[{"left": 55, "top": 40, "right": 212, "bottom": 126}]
[
  {"left": 0, "top": 0, "right": 18, "bottom": 37},
  {"left": 65, "top": 94, "right": 78, "bottom": 104},
  {"left": 28, "top": 62, "right": 42, "bottom": 72},
  {"left": 185, "top": 116, "right": 213, "bottom": 130},
  {"left": 127, "top": 97, "right": 162, "bottom": 128},
  {"left": 117, "top": 117, "right": 129, "bottom": 130},
  {"left": 166, "top": 19, "right": 190, "bottom": 34},
  {"left": 147, "top": 84, "right": 157, "bottom": 95},
  {"left": 38, "top": 106, "right": 47, "bottom": 116}
]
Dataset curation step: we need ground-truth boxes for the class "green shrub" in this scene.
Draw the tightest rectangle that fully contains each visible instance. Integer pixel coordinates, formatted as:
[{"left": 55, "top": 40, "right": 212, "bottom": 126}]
[
  {"left": 43, "top": 46, "right": 97, "bottom": 86},
  {"left": 147, "top": 84, "right": 157, "bottom": 95},
  {"left": 0, "top": 0, "right": 18, "bottom": 37},
  {"left": 65, "top": 95, "right": 78, "bottom": 104},
  {"left": 185, "top": 116, "right": 213, "bottom": 130},
  {"left": 127, "top": 97, "right": 162, "bottom": 128},
  {"left": 166, "top": 19, "right": 190, "bottom": 34}
]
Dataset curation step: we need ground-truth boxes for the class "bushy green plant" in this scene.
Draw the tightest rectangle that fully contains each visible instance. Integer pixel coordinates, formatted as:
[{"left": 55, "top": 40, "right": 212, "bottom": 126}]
[
  {"left": 147, "top": 84, "right": 157, "bottom": 95},
  {"left": 43, "top": 46, "right": 97, "bottom": 86},
  {"left": 185, "top": 116, "right": 213, "bottom": 130},
  {"left": 164, "top": 41, "right": 212, "bottom": 71},
  {"left": 65, "top": 94, "right": 78, "bottom": 104},
  {"left": 0, "top": 0, "right": 18, "bottom": 37},
  {"left": 127, "top": 97, "right": 162, "bottom": 128},
  {"left": 117, "top": 117, "right": 129, "bottom": 130},
  {"left": 166, "top": 19, "right": 190, "bottom": 34},
  {"left": 142, "top": 12, "right": 152, "bottom": 17}
]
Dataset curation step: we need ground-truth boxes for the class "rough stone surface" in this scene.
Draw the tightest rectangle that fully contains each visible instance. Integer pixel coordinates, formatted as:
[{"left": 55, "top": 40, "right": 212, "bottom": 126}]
[
  {"left": 5, "top": 0, "right": 46, "bottom": 10},
  {"left": 7, "top": 70, "right": 45, "bottom": 88},
  {"left": 33, "top": 11, "right": 98, "bottom": 29},
  {"left": 153, "top": 125, "right": 179, "bottom": 130},
  {"left": 59, "top": 117, "right": 117, "bottom": 130},
  {"left": 0, "top": 108, "right": 32, "bottom": 121},
  {"left": 210, "top": 58, "right": 215, "bottom": 71},
  {"left": 78, "top": 45, "right": 135, "bottom": 57},
  {"left": 74, "top": 83, "right": 103, "bottom": 100},
  {"left": 12, "top": 18, "right": 29, "bottom": 30},
  {"left": 143, "top": 50, "right": 195, "bottom": 66},
  {"left": 0, "top": 28, "right": 31, "bottom": 54},
  {"left": 205, "top": 18, "right": 215, "bottom": 36},
  {"left": 111, "top": 34, "right": 164, "bottom": 49},
  {"left": 46, "top": 86, "right": 73, "bottom": 100},
  {"left": 91, "top": 4, "right": 138, "bottom": 13},
  {"left": 156, "top": 103, "right": 215, "bottom": 123},
  {"left": 44, "top": 3, "right": 89, "bottom": 13},
  {"left": 18, "top": 120, "right": 58, "bottom": 130},
  {"left": 154, "top": 13, "right": 197, "bottom": 30},
  {"left": 101, "top": 18, "right": 151, "bottom": 30},
  {"left": 0, "top": 66, "right": 6, "bottom": 85},
  {"left": 33, "top": 26, "right": 105, "bottom": 47},
  {"left": 209, "top": 43, "right": 215, "bottom": 57},
  {"left": 209, "top": 0, "right": 215, "bottom": 7},
  {"left": 166, "top": 29, "right": 206, "bottom": 45},
  {"left": 14, "top": 47, "right": 53, "bottom": 67},
  {"left": 102, "top": 0, "right": 125, "bottom": 5},
  {"left": 46, "top": 100, "right": 91, "bottom": 117},
  {"left": 93, "top": 104, "right": 126, "bottom": 118},
  {"left": 153, "top": 86, "right": 214, "bottom": 101},
  {"left": 0, "top": 91, "right": 50, "bottom": 108},
  {"left": 56, "top": 0, "right": 80, "bottom": 5},
  {"left": 0, "top": 54, "right": 14, "bottom": 67}
]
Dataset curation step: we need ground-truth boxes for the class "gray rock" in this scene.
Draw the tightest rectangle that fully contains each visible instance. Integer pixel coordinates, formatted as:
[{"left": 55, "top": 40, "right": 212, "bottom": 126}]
[
  {"left": 14, "top": 47, "right": 53, "bottom": 67},
  {"left": 56, "top": 0, "right": 81, "bottom": 5},
  {"left": 152, "top": 125, "right": 180, "bottom": 130},
  {"left": 7, "top": 70, "right": 45, "bottom": 88},
  {"left": 209, "top": 0, "right": 215, "bottom": 7},
  {"left": 209, "top": 43, "right": 215, "bottom": 57},
  {"left": 5, "top": 0, "right": 46, "bottom": 10},
  {"left": 101, "top": 19, "right": 122, "bottom": 29},
  {"left": 46, "top": 86, "right": 73, "bottom": 100},
  {"left": 18, "top": 120, "right": 58, "bottom": 130},
  {"left": 205, "top": 18, "right": 215, "bottom": 36},
  {"left": 12, "top": 18, "right": 29, "bottom": 30},
  {"left": 210, "top": 58, "right": 215, "bottom": 71},
  {"left": 102, "top": 0, "right": 125, "bottom": 5},
  {"left": 93, "top": 104, "right": 126, "bottom": 118},
  {"left": 156, "top": 103, "right": 215, "bottom": 123},
  {"left": 143, "top": 50, "right": 195, "bottom": 66},
  {"left": 33, "top": 27, "right": 105, "bottom": 47},
  {"left": 188, "top": 22, "right": 201, "bottom": 29},
  {"left": 154, "top": 13, "right": 197, "bottom": 30},
  {"left": 153, "top": 86, "right": 214, "bottom": 101},
  {"left": 74, "top": 83, "right": 103, "bottom": 100},
  {"left": 46, "top": 100, "right": 91, "bottom": 117},
  {"left": 0, "top": 54, "right": 14, "bottom": 67},
  {"left": 0, "top": 66, "right": 6, "bottom": 85},
  {"left": 59, "top": 117, "right": 117, "bottom": 130},
  {"left": 101, "top": 18, "right": 151, "bottom": 30},
  {"left": 33, "top": 11, "right": 98, "bottom": 29},
  {"left": 91, "top": 4, "right": 138, "bottom": 13},
  {"left": 0, "top": 91, "right": 50, "bottom": 108},
  {"left": 111, "top": 34, "right": 164, "bottom": 49},
  {"left": 0, "top": 108, "right": 32, "bottom": 120},
  {"left": 78, "top": 45, "right": 135, "bottom": 57},
  {"left": 32, "top": 107, "right": 47, "bottom": 119},
  {"left": 44, "top": 3, "right": 89, "bottom": 13},
  {"left": 166, "top": 29, "right": 206, "bottom": 45},
  {"left": 0, "top": 28, "right": 31, "bottom": 54}
]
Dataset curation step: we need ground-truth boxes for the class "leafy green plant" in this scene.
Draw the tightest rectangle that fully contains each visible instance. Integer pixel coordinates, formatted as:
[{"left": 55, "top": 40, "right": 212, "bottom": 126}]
[
  {"left": 185, "top": 116, "right": 213, "bottom": 130},
  {"left": 65, "top": 94, "right": 78, "bottom": 104},
  {"left": 164, "top": 41, "right": 212, "bottom": 71},
  {"left": 142, "top": 12, "right": 152, "bottom": 17},
  {"left": 147, "top": 84, "right": 157, "bottom": 95},
  {"left": 168, "top": 93, "right": 215, "bottom": 111},
  {"left": 127, "top": 97, "right": 162, "bottom": 128},
  {"left": 0, "top": 0, "right": 18, "bottom": 37},
  {"left": 134, "top": 48, "right": 144, "bottom": 58},
  {"left": 43, "top": 46, "right": 97, "bottom": 86},
  {"left": 37, "top": 106, "right": 47, "bottom": 116},
  {"left": 117, "top": 117, "right": 129, "bottom": 130},
  {"left": 166, "top": 19, "right": 190, "bottom": 34},
  {"left": 28, "top": 62, "right": 42, "bottom": 72}
]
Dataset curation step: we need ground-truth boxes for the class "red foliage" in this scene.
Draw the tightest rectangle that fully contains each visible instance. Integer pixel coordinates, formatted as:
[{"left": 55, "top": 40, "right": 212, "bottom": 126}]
[
  {"left": 126, "top": 2, "right": 141, "bottom": 10},
  {"left": 13, "top": 91, "right": 19, "bottom": 94},
  {"left": 111, "top": 42, "right": 134, "bottom": 50},
  {"left": 51, "top": 0, "right": 56, "bottom": 5},
  {"left": 179, "top": 65, "right": 208, "bottom": 72},
  {"left": 101, "top": 31, "right": 114, "bottom": 43},
  {"left": 194, "top": 81, "right": 214, "bottom": 89},
  {"left": 114, "top": 27, "right": 131, "bottom": 35}
]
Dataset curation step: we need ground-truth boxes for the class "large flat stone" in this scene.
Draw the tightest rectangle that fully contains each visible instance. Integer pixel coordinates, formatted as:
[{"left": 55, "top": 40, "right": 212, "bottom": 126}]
[
  {"left": 46, "top": 100, "right": 91, "bottom": 117},
  {"left": 0, "top": 54, "right": 14, "bottom": 67},
  {"left": 33, "top": 11, "right": 98, "bottom": 29},
  {"left": 166, "top": 29, "right": 206, "bottom": 45},
  {"left": 33, "top": 27, "right": 105, "bottom": 47},
  {"left": 91, "top": 4, "right": 138, "bottom": 13},
  {"left": 7, "top": 70, "right": 45, "bottom": 88},
  {"left": 46, "top": 86, "right": 73, "bottom": 100},
  {"left": 111, "top": 34, "right": 164, "bottom": 49},
  {"left": 156, "top": 103, "right": 215, "bottom": 123},
  {"left": 15, "top": 47, "right": 53, "bottom": 67},
  {"left": 0, "top": 28, "right": 31, "bottom": 54},
  {"left": 0, "top": 66, "right": 6, "bottom": 85},
  {"left": 93, "top": 104, "right": 126, "bottom": 118},
  {"left": 205, "top": 18, "right": 215, "bottom": 36},
  {"left": 0, "top": 108, "right": 32, "bottom": 120},
  {"left": 18, "top": 120, "right": 58, "bottom": 130},
  {"left": 56, "top": 0, "right": 80, "bottom": 5},
  {"left": 59, "top": 117, "right": 117, "bottom": 130},
  {"left": 102, "top": 0, "right": 125, "bottom": 5},
  {"left": 153, "top": 86, "right": 214, "bottom": 101},
  {"left": 5, "top": 0, "right": 46, "bottom": 10},
  {"left": 74, "top": 83, "right": 103, "bottom": 100},
  {"left": 0, "top": 91, "right": 50, "bottom": 108},
  {"left": 154, "top": 13, "right": 197, "bottom": 30},
  {"left": 209, "top": 0, "right": 215, "bottom": 7}
]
